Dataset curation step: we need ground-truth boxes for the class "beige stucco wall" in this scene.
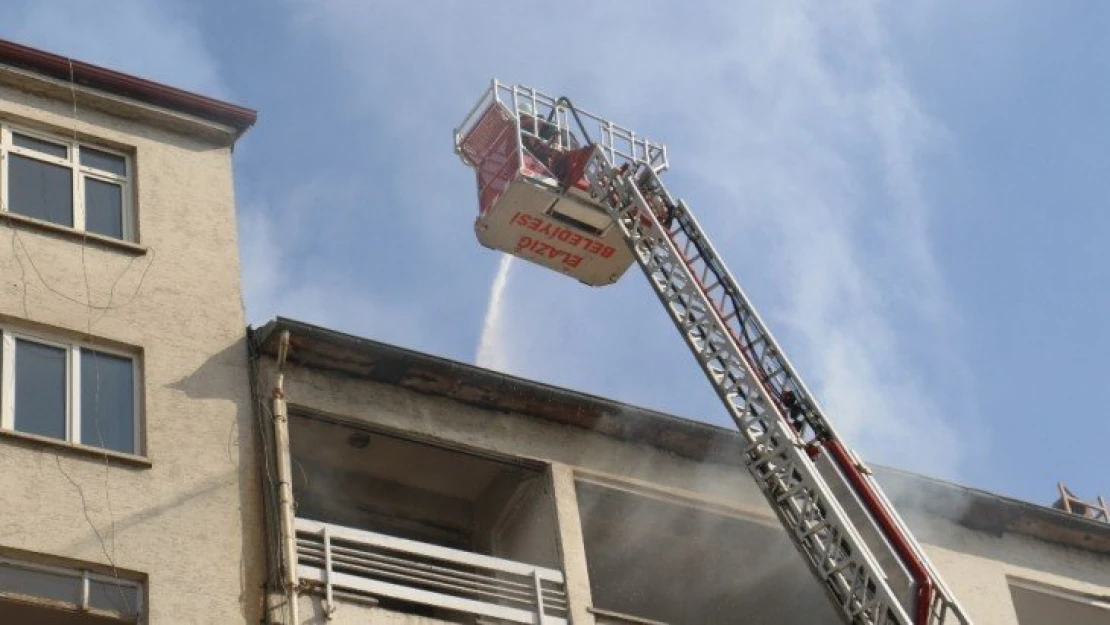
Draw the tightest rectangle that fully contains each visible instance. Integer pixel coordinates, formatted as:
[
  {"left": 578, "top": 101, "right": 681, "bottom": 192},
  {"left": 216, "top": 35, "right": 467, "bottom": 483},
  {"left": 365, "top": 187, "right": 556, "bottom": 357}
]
[
  {"left": 275, "top": 360, "right": 1110, "bottom": 624},
  {"left": 298, "top": 595, "right": 458, "bottom": 625},
  {"left": 906, "top": 509, "right": 1110, "bottom": 624},
  {"left": 0, "top": 79, "right": 264, "bottom": 623}
]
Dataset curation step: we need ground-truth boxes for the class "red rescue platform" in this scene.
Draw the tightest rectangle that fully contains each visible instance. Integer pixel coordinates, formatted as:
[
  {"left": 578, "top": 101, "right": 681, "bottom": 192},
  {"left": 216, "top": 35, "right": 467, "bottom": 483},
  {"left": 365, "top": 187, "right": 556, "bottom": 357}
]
[{"left": 455, "top": 81, "right": 668, "bottom": 286}]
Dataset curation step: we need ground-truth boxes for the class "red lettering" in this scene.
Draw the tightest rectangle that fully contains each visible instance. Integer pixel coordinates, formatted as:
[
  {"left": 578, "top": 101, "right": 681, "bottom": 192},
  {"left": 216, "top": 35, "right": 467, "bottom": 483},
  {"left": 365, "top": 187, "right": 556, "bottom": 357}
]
[{"left": 515, "top": 222, "right": 611, "bottom": 268}]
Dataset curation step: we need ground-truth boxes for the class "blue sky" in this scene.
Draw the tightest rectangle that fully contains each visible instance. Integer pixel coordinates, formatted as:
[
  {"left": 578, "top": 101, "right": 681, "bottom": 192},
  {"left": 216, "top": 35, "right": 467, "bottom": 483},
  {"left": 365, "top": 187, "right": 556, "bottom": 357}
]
[{"left": 4, "top": 1, "right": 1106, "bottom": 506}]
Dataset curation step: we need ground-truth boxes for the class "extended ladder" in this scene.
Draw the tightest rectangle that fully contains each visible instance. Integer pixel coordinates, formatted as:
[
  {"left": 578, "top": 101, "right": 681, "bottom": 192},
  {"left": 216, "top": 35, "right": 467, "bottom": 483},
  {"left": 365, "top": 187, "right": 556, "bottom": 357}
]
[{"left": 578, "top": 148, "right": 972, "bottom": 625}]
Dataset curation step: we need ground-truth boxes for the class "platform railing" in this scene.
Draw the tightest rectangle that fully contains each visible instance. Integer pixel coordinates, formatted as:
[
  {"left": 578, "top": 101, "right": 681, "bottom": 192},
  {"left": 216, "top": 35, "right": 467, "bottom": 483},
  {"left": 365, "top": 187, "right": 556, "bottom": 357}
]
[
  {"left": 295, "top": 518, "right": 569, "bottom": 624},
  {"left": 454, "top": 79, "right": 669, "bottom": 176}
]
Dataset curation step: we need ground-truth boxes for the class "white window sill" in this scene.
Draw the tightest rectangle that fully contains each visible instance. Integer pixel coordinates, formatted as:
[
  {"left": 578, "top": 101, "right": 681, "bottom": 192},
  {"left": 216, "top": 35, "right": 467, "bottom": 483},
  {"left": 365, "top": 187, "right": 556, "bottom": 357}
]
[
  {"left": 0, "top": 211, "right": 147, "bottom": 256},
  {"left": 0, "top": 428, "right": 151, "bottom": 469}
]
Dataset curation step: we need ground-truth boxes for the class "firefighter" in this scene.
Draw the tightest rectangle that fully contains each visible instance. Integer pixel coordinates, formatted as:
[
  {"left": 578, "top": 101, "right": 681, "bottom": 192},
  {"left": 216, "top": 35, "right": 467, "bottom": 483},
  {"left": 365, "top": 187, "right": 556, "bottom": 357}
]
[{"left": 781, "top": 389, "right": 808, "bottom": 435}]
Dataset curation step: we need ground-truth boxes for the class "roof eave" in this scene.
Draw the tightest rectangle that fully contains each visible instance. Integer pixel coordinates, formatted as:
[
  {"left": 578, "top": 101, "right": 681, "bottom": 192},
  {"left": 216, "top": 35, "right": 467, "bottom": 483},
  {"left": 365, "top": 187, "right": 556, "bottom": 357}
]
[{"left": 0, "top": 38, "right": 256, "bottom": 138}]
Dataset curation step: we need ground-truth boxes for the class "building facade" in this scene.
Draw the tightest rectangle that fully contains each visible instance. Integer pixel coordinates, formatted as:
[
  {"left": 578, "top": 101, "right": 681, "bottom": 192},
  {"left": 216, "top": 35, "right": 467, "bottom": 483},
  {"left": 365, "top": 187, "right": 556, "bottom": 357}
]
[
  {"left": 0, "top": 41, "right": 264, "bottom": 623},
  {"left": 252, "top": 318, "right": 1110, "bottom": 625}
]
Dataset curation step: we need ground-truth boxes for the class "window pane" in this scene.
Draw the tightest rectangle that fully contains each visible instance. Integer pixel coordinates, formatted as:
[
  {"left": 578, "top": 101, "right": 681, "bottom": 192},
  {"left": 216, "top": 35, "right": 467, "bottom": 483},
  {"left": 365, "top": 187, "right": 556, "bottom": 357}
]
[
  {"left": 8, "top": 154, "right": 74, "bottom": 227},
  {"left": 0, "top": 561, "right": 80, "bottom": 605},
  {"left": 12, "top": 133, "right": 68, "bottom": 159},
  {"left": 80, "top": 147, "right": 126, "bottom": 176},
  {"left": 89, "top": 578, "right": 140, "bottom": 617},
  {"left": 84, "top": 178, "right": 124, "bottom": 239},
  {"left": 81, "top": 349, "right": 135, "bottom": 454},
  {"left": 14, "top": 339, "right": 67, "bottom": 440}
]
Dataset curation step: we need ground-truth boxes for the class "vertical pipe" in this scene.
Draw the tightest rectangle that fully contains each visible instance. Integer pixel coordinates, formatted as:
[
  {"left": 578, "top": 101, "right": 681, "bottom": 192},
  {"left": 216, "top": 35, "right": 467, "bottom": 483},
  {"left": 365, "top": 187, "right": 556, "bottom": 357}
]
[
  {"left": 532, "top": 569, "right": 545, "bottom": 624},
  {"left": 323, "top": 525, "right": 335, "bottom": 619},
  {"left": 273, "top": 331, "right": 299, "bottom": 624}
]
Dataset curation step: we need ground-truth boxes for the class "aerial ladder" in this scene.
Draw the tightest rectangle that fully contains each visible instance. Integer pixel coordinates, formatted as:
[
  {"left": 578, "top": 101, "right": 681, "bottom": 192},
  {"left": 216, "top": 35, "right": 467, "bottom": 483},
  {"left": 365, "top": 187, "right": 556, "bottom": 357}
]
[{"left": 455, "top": 81, "right": 972, "bottom": 625}]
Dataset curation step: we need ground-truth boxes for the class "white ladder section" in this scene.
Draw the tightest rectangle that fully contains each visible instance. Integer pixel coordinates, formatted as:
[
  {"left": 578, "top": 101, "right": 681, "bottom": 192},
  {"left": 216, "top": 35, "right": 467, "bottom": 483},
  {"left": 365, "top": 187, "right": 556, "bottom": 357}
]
[{"left": 579, "top": 149, "right": 972, "bottom": 625}]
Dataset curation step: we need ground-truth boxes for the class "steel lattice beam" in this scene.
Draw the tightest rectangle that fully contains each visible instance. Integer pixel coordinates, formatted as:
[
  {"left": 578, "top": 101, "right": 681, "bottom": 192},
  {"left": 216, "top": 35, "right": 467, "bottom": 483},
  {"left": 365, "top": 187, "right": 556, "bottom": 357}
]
[{"left": 582, "top": 149, "right": 966, "bottom": 625}]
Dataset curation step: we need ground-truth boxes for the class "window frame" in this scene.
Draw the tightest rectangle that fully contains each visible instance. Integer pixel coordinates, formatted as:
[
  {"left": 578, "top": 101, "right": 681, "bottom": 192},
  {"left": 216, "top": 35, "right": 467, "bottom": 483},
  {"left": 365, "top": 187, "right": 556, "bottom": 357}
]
[
  {"left": 0, "top": 554, "right": 144, "bottom": 621},
  {"left": 0, "top": 123, "right": 134, "bottom": 241},
  {"left": 1010, "top": 577, "right": 1110, "bottom": 610},
  {"left": 0, "top": 327, "right": 141, "bottom": 455}
]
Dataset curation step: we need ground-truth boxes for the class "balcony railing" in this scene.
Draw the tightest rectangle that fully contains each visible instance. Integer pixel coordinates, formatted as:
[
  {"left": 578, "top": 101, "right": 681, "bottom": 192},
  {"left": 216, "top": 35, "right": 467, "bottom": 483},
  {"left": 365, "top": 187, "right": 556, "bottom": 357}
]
[
  {"left": 296, "top": 518, "right": 569, "bottom": 624},
  {"left": 588, "top": 607, "right": 670, "bottom": 625}
]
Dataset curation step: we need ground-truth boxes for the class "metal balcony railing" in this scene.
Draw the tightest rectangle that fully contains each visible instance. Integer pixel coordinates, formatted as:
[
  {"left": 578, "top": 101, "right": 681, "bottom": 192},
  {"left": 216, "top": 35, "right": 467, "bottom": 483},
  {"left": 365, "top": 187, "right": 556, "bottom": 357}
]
[
  {"left": 589, "top": 607, "right": 671, "bottom": 625},
  {"left": 295, "top": 518, "right": 569, "bottom": 624}
]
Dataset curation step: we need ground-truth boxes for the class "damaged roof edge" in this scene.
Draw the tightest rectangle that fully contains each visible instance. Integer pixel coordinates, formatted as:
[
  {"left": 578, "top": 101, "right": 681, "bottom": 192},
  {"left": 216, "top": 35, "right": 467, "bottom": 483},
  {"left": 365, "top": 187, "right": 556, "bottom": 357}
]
[{"left": 250, "top": 316, "right": 1110, "bottom": 557}]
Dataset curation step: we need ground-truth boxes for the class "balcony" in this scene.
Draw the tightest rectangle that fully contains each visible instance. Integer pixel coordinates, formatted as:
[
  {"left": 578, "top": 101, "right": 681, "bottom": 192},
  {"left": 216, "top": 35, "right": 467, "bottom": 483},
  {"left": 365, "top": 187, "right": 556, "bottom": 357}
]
[
  {"left": 289, "top": 413, "right": 566, "bottom": 622},
  {"left": 297, "top": 519, "right": 567, "bottom": 623}
]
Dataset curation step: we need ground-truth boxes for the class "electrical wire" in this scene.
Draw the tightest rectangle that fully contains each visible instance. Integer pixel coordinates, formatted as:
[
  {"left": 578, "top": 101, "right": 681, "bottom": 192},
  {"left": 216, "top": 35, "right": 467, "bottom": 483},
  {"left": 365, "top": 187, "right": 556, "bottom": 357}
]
[
  {"left": 6, "top": 225, "right": 156, "bottom": 312},
  {"left": 53, "top": 452, "right": 130, "bottom": 613},
  {"left": 6, "top": 214, "right": 30, "bottom": 318},
  {"left": 68, "top": 56, "right": 132, "bottom": 618},
  {"left": 1, "top": 58, "right": 140, "bottom": 619}
]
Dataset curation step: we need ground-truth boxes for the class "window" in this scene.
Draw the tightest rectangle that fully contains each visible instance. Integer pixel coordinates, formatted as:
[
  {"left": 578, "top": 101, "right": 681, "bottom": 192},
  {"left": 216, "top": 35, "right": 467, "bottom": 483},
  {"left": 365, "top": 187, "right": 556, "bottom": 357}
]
[
  {"left": 0, "top": 125, "right": 133, "bottom": 241},
  {"left": 0, "top": 555, "right": 143, "bottom": 623},
  {"left": 1010, "top": 579, "right": 1110, "bottom": 625},
  {"left": 0, "top": 328, "right": 139, "bottom": 455}
]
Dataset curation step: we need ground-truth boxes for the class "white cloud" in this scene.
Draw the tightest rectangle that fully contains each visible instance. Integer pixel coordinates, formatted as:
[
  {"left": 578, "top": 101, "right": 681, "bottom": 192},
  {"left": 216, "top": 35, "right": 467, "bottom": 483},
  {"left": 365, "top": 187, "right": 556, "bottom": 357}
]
[
  {"left": 4, "top": 0, "right": 227, "bottom": 98},
  {"left": 265, "top": 1, "right": 975, "bottom": 478},
  {"left": 237, "top": 204, "right": 282, "bottom": 325},
  {"left": 0, "top": 1, "right": 980, "bottom": 481}
]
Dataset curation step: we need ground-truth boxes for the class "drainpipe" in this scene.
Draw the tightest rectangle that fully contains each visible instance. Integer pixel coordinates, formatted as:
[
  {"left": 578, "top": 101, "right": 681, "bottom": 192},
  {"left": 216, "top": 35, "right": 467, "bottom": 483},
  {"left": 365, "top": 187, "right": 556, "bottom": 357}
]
[{"left": 273, "top": 331, "right": 299, "bottom": 624}]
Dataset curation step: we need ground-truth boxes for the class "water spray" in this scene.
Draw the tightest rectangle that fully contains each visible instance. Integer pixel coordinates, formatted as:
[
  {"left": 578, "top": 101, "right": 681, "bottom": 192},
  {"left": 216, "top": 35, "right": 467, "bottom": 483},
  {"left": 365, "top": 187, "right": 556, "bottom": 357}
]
[{"left": 476, "top": 254, "right": 513, "bottom": 371}]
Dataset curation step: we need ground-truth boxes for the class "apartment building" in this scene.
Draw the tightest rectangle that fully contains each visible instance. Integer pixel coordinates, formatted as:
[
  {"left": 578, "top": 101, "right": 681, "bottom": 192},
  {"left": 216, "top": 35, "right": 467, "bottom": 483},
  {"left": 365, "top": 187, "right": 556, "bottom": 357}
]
[
  {"left": 251, "top": 318, "right": 1110, "bottom": 625},
  {"left": 0, "top": 40, "right": 264, "bottom": 622},
  {"left": 1, "top": 37, "right": 1107, "bottom": 625}
]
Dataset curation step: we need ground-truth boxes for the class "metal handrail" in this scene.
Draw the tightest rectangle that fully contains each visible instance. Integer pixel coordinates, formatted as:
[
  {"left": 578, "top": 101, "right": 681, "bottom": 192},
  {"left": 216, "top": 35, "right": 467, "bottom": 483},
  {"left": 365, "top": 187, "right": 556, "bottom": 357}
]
[
  {"left": 295, "top": 518, "right": 568, "bottom": 624},
  {"left": 454, "top": 80, "right": 669, "bottom": 175}
]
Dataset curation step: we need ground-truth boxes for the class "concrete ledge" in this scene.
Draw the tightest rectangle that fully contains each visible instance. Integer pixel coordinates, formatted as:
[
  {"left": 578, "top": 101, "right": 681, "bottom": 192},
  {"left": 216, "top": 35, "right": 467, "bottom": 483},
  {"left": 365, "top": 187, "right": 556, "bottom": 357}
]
[
  {"left": 0, "top": 429, "right": 152, "bottom": 469},
  {"left": 1, "top": 211, "right": 148, "bottom": 256}
]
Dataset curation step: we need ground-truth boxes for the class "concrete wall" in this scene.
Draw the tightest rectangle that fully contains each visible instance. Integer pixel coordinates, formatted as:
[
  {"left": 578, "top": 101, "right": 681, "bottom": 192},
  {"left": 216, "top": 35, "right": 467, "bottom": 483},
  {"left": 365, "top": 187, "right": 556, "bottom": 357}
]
[
  {"left": 485, "top": 475, "right": 561, "bottom": 570},
  {"left": 904, "top": 509, "right": 1110, "bottom": 624},
  {"left": 272, "top": 362, "right": 761, "bottom": 518},
  {"left": 0, "top": 78, "right": 264, "bottom": 622},
  {"left": 298, "top": 595, "right": 460, "bottom": 625},
  {"left": 271, "top": 362, "right": 1110, "bottom": 624}
]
